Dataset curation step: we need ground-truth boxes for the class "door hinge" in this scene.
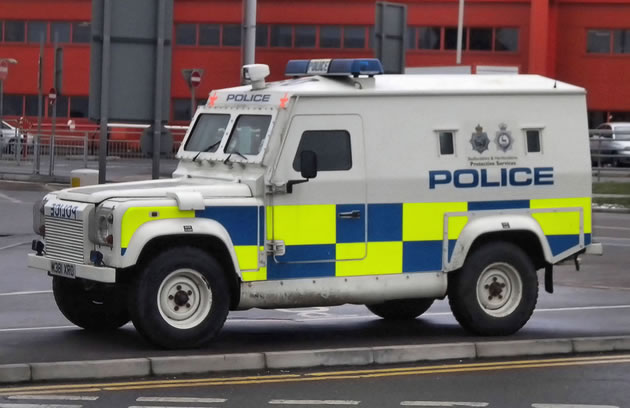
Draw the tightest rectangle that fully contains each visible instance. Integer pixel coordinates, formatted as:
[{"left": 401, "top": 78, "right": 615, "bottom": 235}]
[{"left": 266, "top": 240, "right": 286, "bottom": 256}]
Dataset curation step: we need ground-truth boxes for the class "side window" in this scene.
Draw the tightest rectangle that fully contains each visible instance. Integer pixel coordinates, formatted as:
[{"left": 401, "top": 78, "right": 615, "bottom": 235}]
[
  {"left": 525, "top": 129, "right": 542, "bottom": 153},
  {"left": 599, "top": 124, "right": 612, "bottom": 138},
  {"left": 437, "top": 131, "right": 455, "bottom": 155},
  {"left": 293, "top": 130, "right": 352, "bottom": 171}
]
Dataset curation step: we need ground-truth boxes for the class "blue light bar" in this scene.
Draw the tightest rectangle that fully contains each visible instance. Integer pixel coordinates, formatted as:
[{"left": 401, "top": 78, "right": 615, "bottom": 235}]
[{"left": 285, "top": 58, "right": 384, "bottom": 77}]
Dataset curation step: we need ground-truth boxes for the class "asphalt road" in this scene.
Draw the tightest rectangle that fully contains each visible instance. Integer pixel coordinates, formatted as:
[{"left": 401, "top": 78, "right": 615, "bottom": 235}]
[
  {"left": 1, "top": 181, "right": 630, "bottom": 364},
  {"left": 1, "top": 354, "right": 628, "bottom": 408}
]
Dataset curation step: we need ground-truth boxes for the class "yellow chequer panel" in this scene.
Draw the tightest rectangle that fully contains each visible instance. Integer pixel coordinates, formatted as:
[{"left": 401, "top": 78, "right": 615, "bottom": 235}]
[
  {"left": 403, "top": 202, "right": 468, "bottom": 241},
  {"left": 243, "top": 267, "right": 267, "bottom": 282},
  {"left": 234, "top": 245, "right": 259, "bottom": 271},
  {"left": 530, "top": 197, "right": 591, "bottom": 235},
  {"left": 335, "top": 242, "right": 403, "bottom": 277},
  {"left": 121, "top": 206, "right": 194, "bottom": 249},
  {"left": 271, "top": 204, "right": 336, "bottom": 245}
]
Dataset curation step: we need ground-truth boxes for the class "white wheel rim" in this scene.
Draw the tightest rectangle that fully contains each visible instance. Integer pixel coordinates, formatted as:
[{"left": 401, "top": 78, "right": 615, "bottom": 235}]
[
  {"left": 157, "top": 268, "right": 212, "bottom": 329},
  {"left": 476, "top": 262, "right": 523, "bottom": 318}
]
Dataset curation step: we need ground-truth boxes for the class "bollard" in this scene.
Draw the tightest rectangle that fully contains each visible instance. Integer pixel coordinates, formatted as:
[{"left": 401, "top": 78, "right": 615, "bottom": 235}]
[{"left": 70, "top": 169, "right": 99, "bottom": 187}]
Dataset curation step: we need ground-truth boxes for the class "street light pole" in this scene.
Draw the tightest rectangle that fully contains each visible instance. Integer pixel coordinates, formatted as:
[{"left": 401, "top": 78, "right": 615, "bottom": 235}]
[{"left": 456, "top": 0, "right": 465, "bottom": 65}]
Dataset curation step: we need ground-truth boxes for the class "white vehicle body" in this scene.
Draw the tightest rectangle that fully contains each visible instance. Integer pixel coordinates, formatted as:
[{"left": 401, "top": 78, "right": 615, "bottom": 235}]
[{"left": 29, "top": 59, "right": 601, "bottom": 348}]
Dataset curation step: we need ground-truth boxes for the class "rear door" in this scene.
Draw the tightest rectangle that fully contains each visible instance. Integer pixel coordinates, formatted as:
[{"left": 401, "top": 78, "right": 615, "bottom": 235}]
[{"left": 267, "top": 114, "right": 367, "bottom": 279}]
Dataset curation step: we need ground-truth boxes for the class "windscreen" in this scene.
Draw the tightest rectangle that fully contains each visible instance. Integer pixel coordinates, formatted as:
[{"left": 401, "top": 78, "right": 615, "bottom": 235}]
[
  {"left": 225, "top": 115, "right": 272, "bottom": 156},
  {"left": 184, "top": 114, "right": 230, "bottom": 152}
]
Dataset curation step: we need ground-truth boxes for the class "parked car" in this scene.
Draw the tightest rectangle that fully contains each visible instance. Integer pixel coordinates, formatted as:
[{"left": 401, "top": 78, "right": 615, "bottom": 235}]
[
  {"left": 0, "top": 120, "right": 33, "bottom": 155},
  {"left": 590, "top": 122, "right": 630, "bottom": 166}
]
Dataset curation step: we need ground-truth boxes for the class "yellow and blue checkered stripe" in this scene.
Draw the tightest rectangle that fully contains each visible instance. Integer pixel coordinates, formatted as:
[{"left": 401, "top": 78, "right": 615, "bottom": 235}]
[{"left": 120, "top": 198, "right": 591, "bottom": 282}]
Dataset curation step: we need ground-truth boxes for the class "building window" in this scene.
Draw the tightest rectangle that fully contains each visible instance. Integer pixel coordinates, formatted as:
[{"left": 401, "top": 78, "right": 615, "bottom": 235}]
[
  {"left": 418, "top": 27, "right": 440, "bottom": 50},
  {"left": 444, "top": 27, "right": 460, "bottom": 50},
  {"left": 495, "top": 28, "right": 518, "bottom": 51},
  {"left": 222, "top": 24, "right": 241, "bottom": 46},
  {"left": 256, "top": 24, "right": 268, "bottom": 47},
  {"left": 48, "top": 95, "right": 68, "bottom": 118},
  {"left": 587, "top": 30, "right": 611, "bottom": 53},
  {"left": 469, "top": 28, "right": 492, "bottom": 51},
  {"left": 0, "top": 21, "right": 3, "bottom": 42},
  {"left": 70, "top": 97, "right": 89, "bottom": 118},
  {"left": 614, "top": 30, "right": 630, "bottom": 54},
  {"left": 293, "top": 130, "right": 352, "bottom": 171},
  {"left": 175, "top": 24, "right": 197, "bottom": 46},
  {"left": 438, "top": 131, "right": 455, "bottom": 155},
  {"left": 72, "top": 22, "right": 91, "bottom": 43},
  {"left": 2, "top": 95, "right": 23, "bottom": 116},
  {"left": 173, "top": 99, "right": 192, "bottom": 121},
  {"left": 5, "top": 21, "right": 26, "bottom": 42},
  {"left": 320, "top": 25, "right": 341, "bottom": 48},
  {"left": 270, "top": 25, "right": 292, "bottom": 47},
  {"left": 27, "top": 21, "right": 46, "bottom": 43},
  {"left": 24, "top": 95, "right": 40, "bottom": 117},
  {"left": 343, "top": 26, "right": 365, "bottom": 48},
  {"left": 51, "top": 22, "right": 71, "bottom": 43},
  {"left": 295, "top": 25, "right": 316, "bottom": 48},
  {"left": 199, "top": 24, "right": 220, "bottom": 46},
  {"left": 525, "top": 129, "right": 542, "bottom": 153},
  {"left": 406, "top": 27, "right": 416, "bottom": 50}
]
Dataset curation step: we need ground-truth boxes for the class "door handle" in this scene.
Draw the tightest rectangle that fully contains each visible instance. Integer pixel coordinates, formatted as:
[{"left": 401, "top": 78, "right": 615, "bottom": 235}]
[{"left": 338, "top": 210, "right": 361, "bottom": 219}]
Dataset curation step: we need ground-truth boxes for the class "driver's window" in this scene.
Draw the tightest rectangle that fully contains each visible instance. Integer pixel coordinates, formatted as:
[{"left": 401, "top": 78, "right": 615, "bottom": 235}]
[{"left": 292, "top": 130, "right": 352, "bottom": 172}]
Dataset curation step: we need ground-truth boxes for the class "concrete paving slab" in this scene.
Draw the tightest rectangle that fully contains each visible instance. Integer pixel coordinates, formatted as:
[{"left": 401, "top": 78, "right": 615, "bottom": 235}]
[
  {"left": 573, "top": 336, "right": 630, "bottom": 353},
  {"left": 265, "top": 347, "right": 374, "bottom": 369},
  {"left": 476, "top": 339, "right": 573, "bottom": 358},
  {"left": 150, "top": 353, "right": 265, "bottom": 376},
  {"left": 372, "top": 342, "right": 476, "bottom": 364},
  {"left": 30, "top": 358, "right": 150, "bottom": 381},
  {"left": 0, "top": 364, "right": 30, "bottom": 384}
]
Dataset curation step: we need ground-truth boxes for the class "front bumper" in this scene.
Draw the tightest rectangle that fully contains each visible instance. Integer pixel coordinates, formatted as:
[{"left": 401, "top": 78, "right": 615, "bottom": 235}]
[{"left": 28, "top": 254, "right": 116, "bottom": 283}]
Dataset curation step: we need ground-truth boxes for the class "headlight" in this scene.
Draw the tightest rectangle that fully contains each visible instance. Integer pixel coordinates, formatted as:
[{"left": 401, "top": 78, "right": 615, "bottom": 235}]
[
  {"left": 93, "top": 207, "right": 114, "bottom": 246},
  {"left": 32, "top": 197, "right": 48, "bottom": 236}
]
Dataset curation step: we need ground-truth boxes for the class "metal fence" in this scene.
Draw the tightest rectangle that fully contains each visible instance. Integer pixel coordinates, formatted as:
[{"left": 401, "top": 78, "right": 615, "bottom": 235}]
[
  {"left": 0, "top": 124, "right": 187, "bottom": 170},
  {"left": 590, "top": 128, "right": 630, "bottom": 181}
]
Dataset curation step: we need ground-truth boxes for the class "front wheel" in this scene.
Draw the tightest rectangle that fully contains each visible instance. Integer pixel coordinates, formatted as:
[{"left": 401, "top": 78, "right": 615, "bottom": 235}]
[
  {"left": 128, "top": 247, "right": 230, "bottom": 349},
  {"left": 448, "top": 242, "right": 538, "bottom": 336},
  {"left": 52, "top": 277, "right": 130, "bottom": 330},
  {"left": 366, "top": 298, "right": 434, "bottom": 320}
]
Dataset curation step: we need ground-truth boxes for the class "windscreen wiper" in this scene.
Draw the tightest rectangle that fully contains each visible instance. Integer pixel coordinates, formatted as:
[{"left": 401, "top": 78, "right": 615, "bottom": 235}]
[
  {"left": 223, "top": 151, "right": 247, "bottom": 165},
  {"left": 192, "top": 140, "right": 222, "bottom": 163}
]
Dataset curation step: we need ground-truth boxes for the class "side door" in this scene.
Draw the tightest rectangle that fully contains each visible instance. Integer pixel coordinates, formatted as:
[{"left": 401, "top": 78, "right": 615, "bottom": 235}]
[{"left": 267, "top": 114, "right": 367, "bottom": 280}]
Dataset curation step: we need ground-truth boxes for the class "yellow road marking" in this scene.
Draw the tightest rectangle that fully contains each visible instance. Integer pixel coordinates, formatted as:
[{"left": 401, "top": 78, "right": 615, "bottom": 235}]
[{"left": 1, "top": 354, "right": 629, "bottom": 396}]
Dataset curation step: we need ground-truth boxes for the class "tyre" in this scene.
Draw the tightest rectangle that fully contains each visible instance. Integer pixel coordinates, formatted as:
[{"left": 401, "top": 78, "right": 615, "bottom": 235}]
[
  {"left": 52, "top": 276, "right": 130, "bottom": 330},
  {"left": 448, "top": 242, "right": 538, "bottom": 336},
  {"left": 366, "top": 298, "right": 434, "bottom": 320},
  {"left": 128, "top": 247, "right": 230, "bottom": 349}
]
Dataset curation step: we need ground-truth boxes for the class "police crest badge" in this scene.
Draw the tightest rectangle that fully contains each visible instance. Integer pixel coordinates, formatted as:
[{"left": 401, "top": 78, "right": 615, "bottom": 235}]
[
  {"left": 495, "top": 123, "right": 513, "bottom": 152},
  {"left": 470, "top": 124, "right": 490, "bottom": 153}
]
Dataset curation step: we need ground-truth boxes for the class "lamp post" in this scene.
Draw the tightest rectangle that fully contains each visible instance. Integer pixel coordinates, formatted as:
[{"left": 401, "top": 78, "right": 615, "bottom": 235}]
[{"left": 0, "top": 58, "right": 18, "bottom": 128}]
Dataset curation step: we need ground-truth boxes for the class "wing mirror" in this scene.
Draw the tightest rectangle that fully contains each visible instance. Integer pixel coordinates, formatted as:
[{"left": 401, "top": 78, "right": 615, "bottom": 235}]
[{"left": 287, "top": 150, "right": 318, "bottom": 193}]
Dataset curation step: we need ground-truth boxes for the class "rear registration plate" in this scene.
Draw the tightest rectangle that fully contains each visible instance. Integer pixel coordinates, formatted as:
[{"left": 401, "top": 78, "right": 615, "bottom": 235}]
[{"left": 50, "top": 261, "right": 76, "bottom": 279}]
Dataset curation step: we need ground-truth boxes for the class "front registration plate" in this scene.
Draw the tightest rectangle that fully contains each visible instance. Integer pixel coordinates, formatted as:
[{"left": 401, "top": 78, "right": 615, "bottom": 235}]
[{"left": 50, "top": 261, "right": 76, "bottom": 279}]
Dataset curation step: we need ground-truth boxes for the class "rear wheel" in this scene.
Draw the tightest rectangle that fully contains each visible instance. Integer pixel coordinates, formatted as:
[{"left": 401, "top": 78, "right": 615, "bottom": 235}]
[
  {"left": 448, "top": 242, "right": 538, "bottom": 336},
  {"left": 128, "top": 247, "right": 230, "bottom": 349},
  {"left": 366, "top": 298, "right": 434, "bottom": 320},
  {"left": 52, "top": 277, "right": 130, "bottom": 330}
]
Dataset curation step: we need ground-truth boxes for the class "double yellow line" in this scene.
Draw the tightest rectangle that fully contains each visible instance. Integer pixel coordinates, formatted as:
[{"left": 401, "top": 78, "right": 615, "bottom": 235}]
[{"left": 2, "top": 354, "right": 630, "bottom": 396}]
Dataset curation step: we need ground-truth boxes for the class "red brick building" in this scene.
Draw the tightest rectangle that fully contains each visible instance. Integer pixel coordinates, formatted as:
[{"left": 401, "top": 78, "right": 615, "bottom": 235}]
[{"left": 0, "top": 0, "right": 629, "bottom": 126}]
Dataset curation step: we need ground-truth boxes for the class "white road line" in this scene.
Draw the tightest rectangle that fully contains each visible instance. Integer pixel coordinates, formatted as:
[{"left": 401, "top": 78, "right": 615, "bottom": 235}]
[
  {"left": 401, "top": 402, "right": 488, "bottom": 407},
  {"left": 136, "top": 397, "right": 226, "bottom": 403},
  {"left": 532, "top": 404, "right": 619, "bottom": 408},
  {"left": 0, "top": 241, "right": 31, "bottom": 251},
  {"left": 0, "top": 325, "right": 75, "bottom": 333},
  {"left": 269, "top": 400, "right": 360, "bottom": 405},
  {"left": 0, "top": 404, "right": 82, "bottom": 408},
  {"left": 0, "top": 192, "right": 22, "bottom": 204},
  {"left": 8, "top": 396, "right": 97, "bottom": 401},
  {"left": 129, "top": 406, "right": 219, "bottom": 408},
  {"left": 0, "top": 290, "right": 53, "bottom": 297}
]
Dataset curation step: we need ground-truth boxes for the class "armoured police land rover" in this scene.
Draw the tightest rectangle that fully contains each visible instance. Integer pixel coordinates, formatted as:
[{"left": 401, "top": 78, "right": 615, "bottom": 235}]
[{"left": 30, "top": 59, "right": 601, "bottom": 349}]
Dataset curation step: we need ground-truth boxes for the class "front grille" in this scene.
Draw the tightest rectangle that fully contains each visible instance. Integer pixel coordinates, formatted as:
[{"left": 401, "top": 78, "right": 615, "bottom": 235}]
[{"left": 45, "top": 217, "right": 85, "bottom": 263}]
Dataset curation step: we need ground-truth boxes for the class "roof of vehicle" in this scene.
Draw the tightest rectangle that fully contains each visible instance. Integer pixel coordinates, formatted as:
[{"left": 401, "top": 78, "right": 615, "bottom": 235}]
[
  {"left": 600, "top": 122, "right": 630, "bottom": 127},
  {"left": 220, "top": 74, "right": 585, "bottom": 97}
]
